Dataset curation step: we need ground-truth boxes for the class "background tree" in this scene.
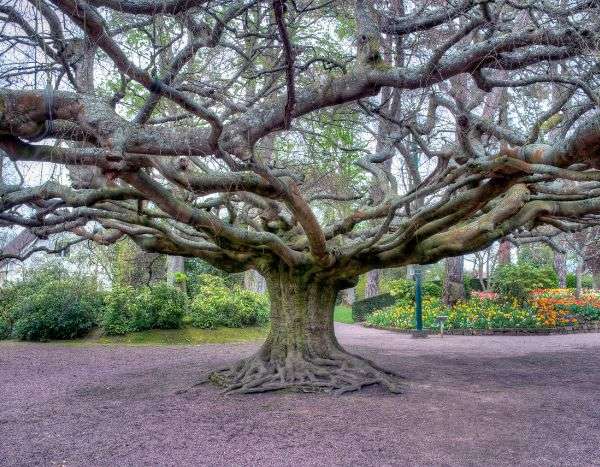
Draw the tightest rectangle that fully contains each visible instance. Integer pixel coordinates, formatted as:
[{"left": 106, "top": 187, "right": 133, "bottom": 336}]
[
  {"left": 554, "top": 240, "right": 568, "bottom": 288},
  {"left": 2, "top": 0, "right": 600, "bottom": 393},
  {"left": 442, "top": 256, "right": 465, "bottom": 307}
]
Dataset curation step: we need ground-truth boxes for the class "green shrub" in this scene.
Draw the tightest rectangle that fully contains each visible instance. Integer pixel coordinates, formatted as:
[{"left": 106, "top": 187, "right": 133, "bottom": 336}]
[
  {"left": 189, "top": 274, "right": 269, "bottom": 328},
  {"left": 492, "top": 262, "right": 557, "bottom": 303},
  {"left": 351, "top": 293, "right": 396, "bottom": 322},
  {"left": 100, "top": 285, "right": 139, "bottom": 335},
  {"left": 386, "top": 278, "right": 442, "bottom": 303},
  {"left": 0, "top": 315, "right": 11, "bottom": 340},
  {"left": 140, "top": 283, "right": 187, "bottom": 329},
  {"left": 185, "top": 259, "right": 243, "bottom": 296},
  {"left": 559, "top": 303, "right": 600, "bottom": 321},
  {"left": 0, "top": 265, "right": 103, "bottom": 341},
  {"left": 101, "top": 284, "right": 187, "bottom": 335},
  {"left": 10, "top": 279, "right": 102, "bottom": 341},
  {"left": 229, "top": 289, "right": 270, "bottom": 326},
  {"left": 0, "top": 283, "right": 25, "bottom": 334},
  {"left": 566, "top": 273, "right": 594, "bottom": 289},
  {"left": 355, "top": 274, "right": 367, "bottom": 300}
]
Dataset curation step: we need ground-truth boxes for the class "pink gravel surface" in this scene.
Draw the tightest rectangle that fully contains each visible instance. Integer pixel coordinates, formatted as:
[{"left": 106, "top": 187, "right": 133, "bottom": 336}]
[{"left": 1, "top": 323, "right": 599, "bottom": 466}]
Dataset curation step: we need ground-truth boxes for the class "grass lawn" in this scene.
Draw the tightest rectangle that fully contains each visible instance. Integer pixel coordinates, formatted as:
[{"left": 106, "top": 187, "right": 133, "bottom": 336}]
[
  {"left": 95, "top": 326, "right": 269, "bottom": 345},
  {"left": 334, "top": 305, "right": 354, "bottom": 324},
  {"left": 0, "top": 326, "right": 269, "bottom": 347}
]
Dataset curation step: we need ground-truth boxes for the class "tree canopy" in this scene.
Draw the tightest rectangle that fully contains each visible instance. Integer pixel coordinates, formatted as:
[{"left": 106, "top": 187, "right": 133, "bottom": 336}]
[{"left": 2, "top": 0, "right": 600, "bottom": 393}]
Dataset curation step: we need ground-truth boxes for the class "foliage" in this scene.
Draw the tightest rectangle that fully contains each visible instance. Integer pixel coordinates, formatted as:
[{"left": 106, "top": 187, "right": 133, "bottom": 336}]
[
  {"left": 492, "top": 262, "right": 558, "bottom": 303},
  {"left": 566, "top": 273, "right": 594, "bottom": 289},
  {"left": 386, "top": 278, "right": 443, "bottom": 303},
  {"left": 141, "top": 283, "right": 188, "bottom": 329},
  {"left": 184, "top": 258, "right": 243, "bottom": 296},
  {"left": 517, "top": 244, "right": 555, "bottom": 268},
  {"left": 449, "top": 299, "right": 540, "bottom": 329},
  {"left": 0, "top": 315, "right": 11, "bottom": 340},
  {"left": 189, "top": 274, "right": 269, "bottom": 329},
  {"left": 367, "top": 298, "right": 444, "bottom": 329},
  {"left": 531, "top": 289, "right": 600, "bottom": 325},
  {"left": 354, "top": 268, "right": 407, "bottom": 300},
  {"left": 0, "top": 264, "right": 103, "bottom": 341},
  {"left": 100, "top": 283, "right": 187, "bottom": 335},
  {"left": 561, "top": 304, "right": 600, "bottom": 321},
  {"left": 100, "top": 285, "right": 139, "bottom": 335},
  {"left": 351, "top": 293, "right": 396, "bottom": 322},
  {"left": 367, "top": 298, "right": 540, "bottom": 330},
  {"left": 355, "top": 273, "right": 366, "bottom": 299},
  {"left": 367, "top": 287, "right": 600, "bottom": 331},
  {"left": 378, "top": 268, "right": 409, "bottom": 293}
]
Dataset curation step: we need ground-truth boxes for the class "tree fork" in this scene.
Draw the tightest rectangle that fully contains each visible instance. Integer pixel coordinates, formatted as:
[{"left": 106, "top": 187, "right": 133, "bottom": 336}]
[{"left": 209, "top": 267, "right": 403, "bottom": 394}]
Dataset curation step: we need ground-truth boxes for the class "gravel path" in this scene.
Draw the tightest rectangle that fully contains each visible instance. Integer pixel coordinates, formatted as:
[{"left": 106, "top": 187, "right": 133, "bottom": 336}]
[{"left": 1, "top": 324, "right": 599, "bottom": 466}]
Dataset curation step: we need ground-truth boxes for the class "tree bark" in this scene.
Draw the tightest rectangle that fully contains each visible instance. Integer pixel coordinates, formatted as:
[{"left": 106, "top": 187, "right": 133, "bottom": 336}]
[
  {"left": 575, "top": 258, "right": 584, "bottom": 299},
  {"left": 243, "top": 269, "right": 267, "bottom": 293},
  {"left": 554, "top": 251, "right": 567, "bottom": 288},
  {"left": 497, "top": 239, "right": 512, "bottom": 265},
  {"left": 592, "top": 272, "right": 600, "bottom": 291},
  {"left": 210, "top": 268, "right": 401, "bottom": 394},
  {"left": 364, "top": 269, "right": 380, "bottom": 298},
  {"left": 340, "top": 287, "right": 355, "bottom": 306},
  {"left": 167, "top": 255, "right": 186, "bottom": 292},
  {"left": 442, "top": 256, "right": 465, "bottom": 307}
]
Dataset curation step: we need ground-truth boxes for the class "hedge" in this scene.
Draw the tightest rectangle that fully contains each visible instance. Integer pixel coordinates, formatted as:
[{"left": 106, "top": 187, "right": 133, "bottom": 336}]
[{"left": 351, "top": 293, "right": 396, "bottom": 322}]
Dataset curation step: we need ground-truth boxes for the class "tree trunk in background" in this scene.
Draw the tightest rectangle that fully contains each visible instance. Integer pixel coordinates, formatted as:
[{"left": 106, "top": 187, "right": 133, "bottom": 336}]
[
  {"left": 442, "top": 256, "right": 465, "bottom": 307},
  {"left": 364, "top": 269, "right": 380, "bottom": 298},
  {"left": 340, "top": 287, "right": 355, "bottom": 306},
  {"left": 592, "top": 272, "right": 600, "bottom": 290},
  {"left": 119, "top": 248, "right": 166, "bottom": 287},
  {"left": 210, "top": 268, "right": 400, "bottom": 394},
  {"left": 167, "top": 256, "right": 186, "bottom": 292},
  {"left": 575, "top": 259, "right": 584, "bottom": 299},
  {"left": 244, "top": 269, "right": 267, "bottom": 293},
  {"left": 554, "top": 251, "right": 567, "bottom": 288},
  {"left": 134, "top": 251, "right": 165, "bottom": 286},
  {"left": 497, "top": 239, "right": 511, "bottom": 265}
]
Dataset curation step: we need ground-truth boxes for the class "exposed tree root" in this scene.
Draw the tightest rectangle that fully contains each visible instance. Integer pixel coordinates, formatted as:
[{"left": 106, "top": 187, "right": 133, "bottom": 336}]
[{"left": 208, "top": 351, "right": 404, "bottom": 395}]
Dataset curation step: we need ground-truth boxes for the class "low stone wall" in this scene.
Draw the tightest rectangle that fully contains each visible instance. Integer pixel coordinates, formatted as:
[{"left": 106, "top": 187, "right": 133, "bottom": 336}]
[{"left": 363, "top": 322, "right": 600, "bottom": 336}]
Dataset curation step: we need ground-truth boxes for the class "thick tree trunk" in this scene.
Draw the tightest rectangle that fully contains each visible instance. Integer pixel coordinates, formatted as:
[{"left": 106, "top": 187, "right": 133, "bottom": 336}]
[
  {"left": 442, "top": 256, "right": 465, "bottom": 307},
  {"left": 210, "top": 270, "right": 401, "bottom": 394}
]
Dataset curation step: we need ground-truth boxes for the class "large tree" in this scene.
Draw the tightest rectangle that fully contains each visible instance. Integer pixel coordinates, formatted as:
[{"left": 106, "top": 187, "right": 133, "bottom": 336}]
[{"left": 2, "top": 0, "right": 600, "bottom": 394}]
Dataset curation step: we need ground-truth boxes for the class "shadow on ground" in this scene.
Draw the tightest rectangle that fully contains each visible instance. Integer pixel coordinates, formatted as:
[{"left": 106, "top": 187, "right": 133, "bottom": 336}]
[{"left": 1, "top": 324, "right": 599, "bottom": 466}]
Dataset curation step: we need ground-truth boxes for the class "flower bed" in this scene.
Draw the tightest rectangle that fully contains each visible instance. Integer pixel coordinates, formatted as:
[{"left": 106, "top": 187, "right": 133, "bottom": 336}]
[
  {"left": 470, "top": 291, "right": 499, "bottom": 300},
  {"left": 367, "top": 298, "right": 540, "bottom": 330},
  {"left": 531, "top": 289, "right": 600, "bottom": 326},
  {"left": 366, "top": 288, "right": 600, "bottom": 332}
]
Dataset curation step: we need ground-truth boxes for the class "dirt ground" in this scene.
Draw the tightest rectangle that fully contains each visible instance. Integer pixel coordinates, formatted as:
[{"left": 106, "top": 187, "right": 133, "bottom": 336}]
[{"left": 1, "top": 324, "right": 599, "bottom": 466}]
